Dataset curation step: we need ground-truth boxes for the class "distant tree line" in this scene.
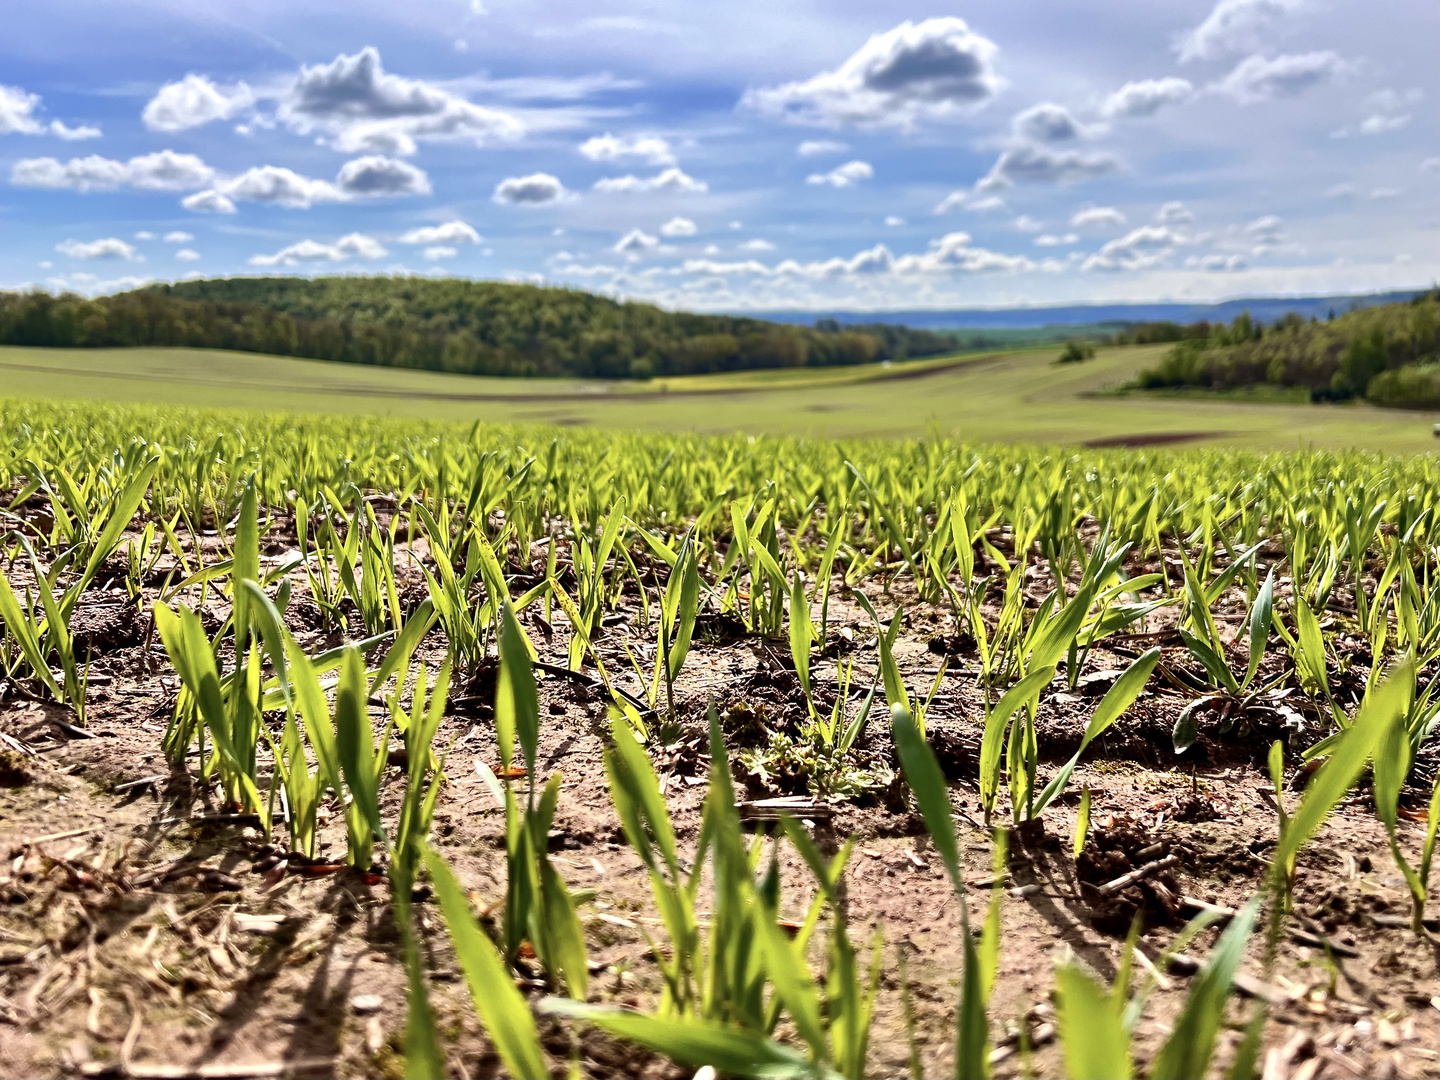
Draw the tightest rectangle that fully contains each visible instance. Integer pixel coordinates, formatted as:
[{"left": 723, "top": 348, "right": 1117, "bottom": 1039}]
[
  {"left": 811, "top": 318, "right": 961, "bottom": 360},
  {"left": 0, "top": 277, "right": 960, "bottom": 380},
  {"left": 1109, "top": 320, "right": 1217, "bottom": 345},
  {"left": 1127, "top": 290, "right": 1440, "bottom": 409}
]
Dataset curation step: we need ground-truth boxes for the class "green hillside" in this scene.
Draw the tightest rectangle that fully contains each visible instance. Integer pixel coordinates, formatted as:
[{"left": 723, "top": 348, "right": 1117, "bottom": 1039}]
[
  {"left": 0, "top": 276, "right": 958, "bottom": 380},
  {"left": 3, "top": 340, "right": 1434, "bottom": 453},
  {"left": 1130, "top": 289, "right": 1439, "bottom": 408}
]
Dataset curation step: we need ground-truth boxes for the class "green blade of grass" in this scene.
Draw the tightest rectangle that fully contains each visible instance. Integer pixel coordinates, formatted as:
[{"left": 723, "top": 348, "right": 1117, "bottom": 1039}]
[
  {"left": 1029, "top": 582, "right": 1094, "bottom": 670},
  {"left": 978, "top": 666, "right": 1054, "bottom": 814},
  {"left": 423, "top": 845, "right": 549, "bottom": 1080},
  {"left": 1291, "top": 593, "right": 1330, "bottom": 699},
  {"left": 368, "top": 599, "right": 437, "bottom": 695},
  {"left": 755, "top": 913, "right": 828, "bottom": 1061},
  {"left": 1179, "top": 628, "right": 1240, "bottom": 695},
  {"left": 398, "top": 895, "right": 444, "bottom": 1080},
  {"left": 496, "top": 599, "right": 540, "bottom": 779},
  {"left": 541, "top": 1000, "right": 827, "bottom": 1080},
  {"left": 1274, "top": 660, "right": 1412, "bottom": 879},
  {"left": 1149, "top": 895, "right": 1260, "bottom": 1080},
  {"left": 606, "top": 710, "right": 680, "bottom": 879},
  {"left": 1054, "top": 964, "right": 1131, "bottom": 1080},
  {"left": 788, "top": 571, "right": 813, "bottom": 709},
  {"left": 1243, "top": 568, "right": 1275, "bottom": 690},
  {"left": 891, "top": 703, "right": 962, "bottom": 895},
  {"left": 668, "top": 537, "right": 701, "bottom": 682},
  {"left": 334, "top": 647, "right": 385, "bottom": 851},
  {"left": 78, "top": 453, "right": 159, "bottom": 595},
  {"left": 955, "top": 923, "right": 990, "bottom": 1080},
  {"left": 538, "top": 856, "right": 590, "bottom": 1001},
  {"left": 0, "top": 570, "right": 63, "bottom": 700},
  {"left": 1033, "top": 648, "right": 1160, "bottom": 815}
]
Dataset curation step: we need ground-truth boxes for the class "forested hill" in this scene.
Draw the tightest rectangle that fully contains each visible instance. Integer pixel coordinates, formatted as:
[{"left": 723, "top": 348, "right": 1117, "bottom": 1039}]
[
  {"left": 0, "top": 276, "right": 958, "bottom": 379},
  {"left": 1130, "top": 289, "right": 1440, "bottom": 409}
]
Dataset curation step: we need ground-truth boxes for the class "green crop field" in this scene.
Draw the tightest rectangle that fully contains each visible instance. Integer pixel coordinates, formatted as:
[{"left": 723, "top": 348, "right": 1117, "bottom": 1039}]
[
  {"left": 0, "top": 387, "right": 1437, "bottom": 1080},
  {"left": 3, "top": 341, "right": 1433, "bottom": 451}
]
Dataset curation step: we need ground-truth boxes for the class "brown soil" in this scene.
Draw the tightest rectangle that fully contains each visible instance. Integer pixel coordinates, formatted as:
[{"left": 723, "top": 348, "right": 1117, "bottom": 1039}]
[
  {"left": 1082, "top": 431, "right": 1228, "bottom": 448},
  {"left": 2, "top": 523, "right": 1437, "bottom": 1080}
]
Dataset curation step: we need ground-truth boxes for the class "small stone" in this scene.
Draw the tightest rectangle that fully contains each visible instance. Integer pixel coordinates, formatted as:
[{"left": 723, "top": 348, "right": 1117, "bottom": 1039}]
[{"left": 351, "top": 994, "right": 384, "bottom": 1015}]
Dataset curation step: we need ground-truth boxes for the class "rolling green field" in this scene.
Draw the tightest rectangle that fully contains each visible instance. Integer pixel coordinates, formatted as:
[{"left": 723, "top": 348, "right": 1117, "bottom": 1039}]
[
  {"left": 3, "top": 341, "right": 1433, "bottom": 452},
  {"left": 1, "top": 350, "right": 1437, "bottom": 1080}
]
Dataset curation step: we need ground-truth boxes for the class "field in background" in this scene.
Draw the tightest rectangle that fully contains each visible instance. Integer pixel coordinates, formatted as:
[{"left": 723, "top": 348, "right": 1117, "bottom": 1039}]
[
  {"left": 4, "top": 341, "right": 1433, "bottom": 452},
  {"left": 0, "top": 396, "right": 1436, "bottom": 1080}
]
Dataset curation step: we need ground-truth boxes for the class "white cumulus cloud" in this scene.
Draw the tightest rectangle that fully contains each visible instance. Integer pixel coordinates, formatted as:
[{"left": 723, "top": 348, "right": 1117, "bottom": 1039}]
[
  {"left": 978, "top": 144, "right": 1121, "bottom": 191},
  {"left": 1011, "top": 103, "right": 1087, "bottom": 142},
  {"left": 56, "top": 237, "right": 142, "bottom": 261},
  {"left": 335, "top": 155, "right": 430, "bottom": 196},
  {"left": 1178, "top": 0, "right": 1301, "bottom": 63},
  {"left": 49, "top": 120, "right": 101, "bottom": 140},
  {"left": 1083, "top": 225, "right": 1187, "bottom": 271},
  {"left": 673, "top": 232, "right": 1040, "bottom": 284},
  {"left": 614, "top": 228, "right": 660, "bottom": 254},
  {"left": 593, "top": 167, "right": 707, "bottom": 194},
  {"left": 797, "top": 139, "right": 848, "bottom": 156},
  {"left": 174, "top": 248, "right": 201, "bottom": 261},
  {"left": 578, "top": 132, "right": 675, "bottom": 166},
  {"left": 1, "top": 84, "right": 101, "bottom": 139},
  {"left": 1244, "top": 214, "right": 1283, "bottom": 239},
  {"left": 177, "top": 157, "right": 430, "bottom": 211},
  {"left": 142, "top": 75, "right": 254, "bottom": 131},
  {"left": 12, "top": 150, "right": 215, "bottom": 193},
  {"left": 422, "top": 246, "right": 458, "bottom": 260},
  {"left": 163, "top": 230, "right": 195, "bottom": 243},
  {"left": 898, "top": 231, "right": 1034, "bottom": 274},
  {"left": 1333, "top": 100, "right": 1414, "bottom": 138},
  {"left": 1213, "top": 52, "right": 1349, "bottom": 104},
  {"left": 1155, "top": 201, "right": 1194, "bottom": 224},
  {"left": 217, "top": 165, "right": 343, "bottom": 208},
  {"left": 10, "top": 151, "right": 416, "bottom": 215},
  {"left": 279, "top": 46, "right": 524, "bottom": 155},
  {"left": 1185, "top": 253, "right": 1246, "bottom": 271},
  {"left": 182, "top": 189, "right": 237, "bottom": 214},
  {"left": 934, "top": 191, "right": 1006, "bottom": 214},
  {"left": 742, "top": 18, "right": 1002, "bottom": 128},
  {"left": 805, "top": 160, "right": 873, "bottom": 187},
  {"left": 1071, "top": 205, "right": 1126, "bottom": 229},
  {"left": 681, "top": 258, "right": 772, "bottom": 277},
  {"left": 0, "top": 85, "right": 43, "bottom": 135},
  {"left": 659, "top": 216, "right": 697, "bottom": 238},
  {"left": 249, "top": 232, "right": 387, "bottom": 267},
  {"left": 399, "top": 220, "right": 481, "bottom": 245},
  {"left": 494, "top": 172, "right": 568, "bottom": 204},
  {"left": 1101, "top": 78, "right": 1194, "bottom": 119},
  {"left": 1356, "top": 113, "right": 1410, "bottom": 135}
]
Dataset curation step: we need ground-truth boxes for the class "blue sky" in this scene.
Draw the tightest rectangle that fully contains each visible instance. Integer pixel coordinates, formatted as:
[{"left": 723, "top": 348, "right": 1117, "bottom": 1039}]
[{"left": 2, "top": 0, "right": 1435, "bottom": 311}]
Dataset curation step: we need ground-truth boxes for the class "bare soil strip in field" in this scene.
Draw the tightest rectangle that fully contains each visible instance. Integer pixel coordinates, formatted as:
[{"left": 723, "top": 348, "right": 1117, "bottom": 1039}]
[{"left": 1083, "top": 431, "right": 1230, "bottom": 448}]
